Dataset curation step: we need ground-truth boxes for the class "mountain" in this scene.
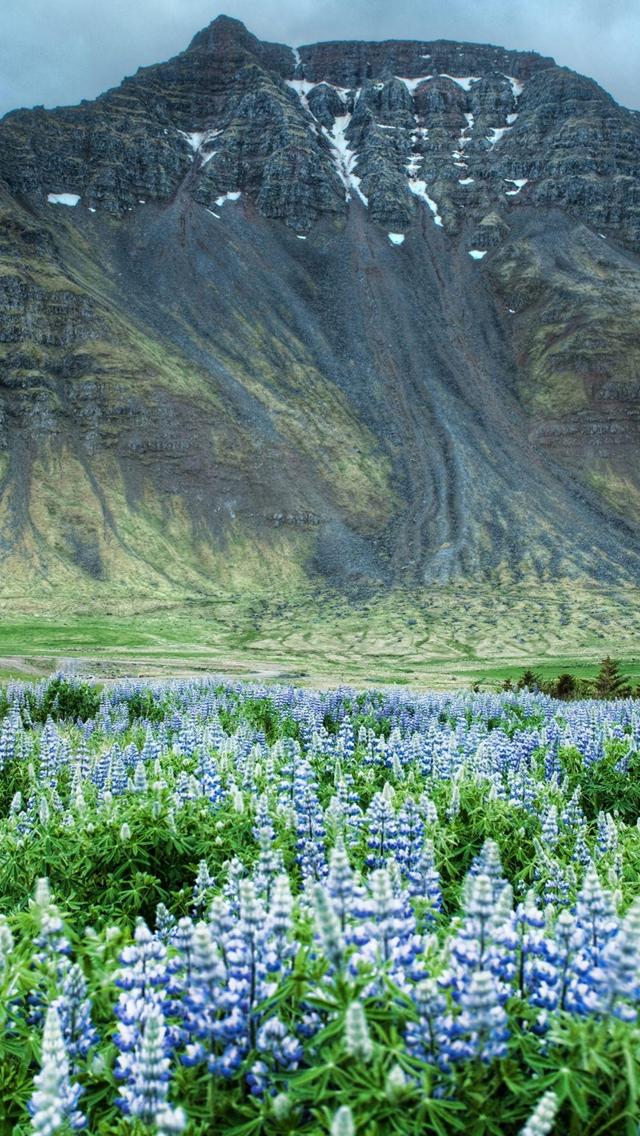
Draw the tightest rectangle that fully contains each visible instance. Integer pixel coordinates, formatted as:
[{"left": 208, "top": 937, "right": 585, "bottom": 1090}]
[{"left": 1, "top": 13, "right": 640, "bottom": 615}]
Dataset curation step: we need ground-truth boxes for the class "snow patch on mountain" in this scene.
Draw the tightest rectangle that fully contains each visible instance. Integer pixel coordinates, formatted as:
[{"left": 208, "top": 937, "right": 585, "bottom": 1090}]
[
  {"left": 286, "top": 78, "right": 351, "bottom": 111},
  {"left": 487, "top": 126, "right": 511, "bottom": 148},
  {"left": 47, "top": 193, "right": 80, "bottom": 206},
  {"left": 286, "top": 79, "right": 316, "bottom": 96},
  {"left": 409, "top": 179, "right": 443, "bottom": 226},
  {"left": 505, "top": 75, "right": 525, "bottom": 98},
  {"left": 440, "top": 75, "right": 481, "bottom": 91},
  {"left": 396, "top": 75, "right": 433, "bottom": 93},
  {"left": 179, "top": 130, "right": 222, "bottom": 166},
  {"left": 214, "top": 191, "right": 241, "bottom": 207},
  {"left": 323, "top": 114, "right": 368, "bottom": 205}
]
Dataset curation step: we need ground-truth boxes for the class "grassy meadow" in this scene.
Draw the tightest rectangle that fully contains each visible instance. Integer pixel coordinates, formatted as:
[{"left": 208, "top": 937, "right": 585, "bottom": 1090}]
[{"left": 1, "top": 581, "right": 640, "bottom": 688}]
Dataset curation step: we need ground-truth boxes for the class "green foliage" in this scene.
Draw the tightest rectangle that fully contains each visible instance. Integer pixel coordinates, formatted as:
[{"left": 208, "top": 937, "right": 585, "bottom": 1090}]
[
  {"left": 0, "top": 790, "right": 259, "bottom": 927},
  {"left": 122, "top": 689, "right": 167, "bottom": 723},
  {"left": 24, "top": 676, "right": 101, "bottom": 724},
  {"left": 516, "top": 668, "right": 542, "bottom": 691},
  {"left": 594, "top": 656, "right": 632, "bottom": 700},
  {"left": 220, "top": 697, "right": 300, "bottom": 744},
  {"left": 559, "top": 741, "right": 640, "bottom": 823},
  {"left": 553, "top": 672, "right": 578, "bottom": 700},
  {"left": 510, "top": 656, "right": 635, "bottom": 702}
]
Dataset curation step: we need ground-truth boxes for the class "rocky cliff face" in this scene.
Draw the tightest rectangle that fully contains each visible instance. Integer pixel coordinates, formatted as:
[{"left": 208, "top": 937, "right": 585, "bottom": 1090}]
[{"left": 0, "top": 14, "right": 639, "bottom": 599}]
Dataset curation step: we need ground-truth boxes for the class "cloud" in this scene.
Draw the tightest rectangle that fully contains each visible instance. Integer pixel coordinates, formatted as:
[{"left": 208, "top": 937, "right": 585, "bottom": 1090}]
[{"left": 1, "top": 0, "right": 639, "bottom": 117}]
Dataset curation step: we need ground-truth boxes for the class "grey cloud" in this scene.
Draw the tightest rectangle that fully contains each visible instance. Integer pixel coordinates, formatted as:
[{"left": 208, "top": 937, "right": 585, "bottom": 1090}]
[{"left": 1, "top": 0, "right": 639, "bottom": 117}]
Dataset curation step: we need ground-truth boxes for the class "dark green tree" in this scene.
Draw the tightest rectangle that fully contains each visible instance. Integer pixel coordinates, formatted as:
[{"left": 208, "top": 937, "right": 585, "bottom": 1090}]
[
  {"left": 554, "top": 672, "right": 577, "bottom": 700},
  {"left": 593, "top": 656, "right": 631, "bottom": 700},
  {"left": 517, "top": 669, "right": 542, "bottom": 691}
]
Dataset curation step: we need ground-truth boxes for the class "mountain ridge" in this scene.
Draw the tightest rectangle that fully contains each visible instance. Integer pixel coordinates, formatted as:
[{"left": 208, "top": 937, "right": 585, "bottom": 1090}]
[{"left": 0, "top": 14, "right": 639, "bottom": 611}]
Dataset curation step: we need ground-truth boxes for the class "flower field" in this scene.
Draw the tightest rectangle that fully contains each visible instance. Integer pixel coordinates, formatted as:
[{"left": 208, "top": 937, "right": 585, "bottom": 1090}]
[{"left": 1, "top": 676, "right": 640, "bottom": 1134}]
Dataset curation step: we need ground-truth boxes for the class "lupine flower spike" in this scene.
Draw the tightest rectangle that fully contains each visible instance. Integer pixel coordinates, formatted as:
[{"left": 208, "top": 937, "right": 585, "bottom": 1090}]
[
  {"left": 29, "top": 1005, "right": 85, "bottom": 1134},
  {"left": 331, "top": 1105, "right": 356, "bottom": 1136},
  {"left": 519, "top": 1090, "right": 559, "bottom": 1136}
]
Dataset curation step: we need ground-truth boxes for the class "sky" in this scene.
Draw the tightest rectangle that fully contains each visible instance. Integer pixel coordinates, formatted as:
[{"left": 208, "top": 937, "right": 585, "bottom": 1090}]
[{"left": 1, "top": 0, "right": 639, "bottom": 118}]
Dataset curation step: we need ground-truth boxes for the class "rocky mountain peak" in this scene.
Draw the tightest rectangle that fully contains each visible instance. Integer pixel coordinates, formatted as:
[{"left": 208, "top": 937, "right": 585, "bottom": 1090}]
[
  {"left": 188, "top": 13, "right": 254, "bottom": 48},
  {"left": 187, "top": 13, "right": 293, "bottom": 75}
]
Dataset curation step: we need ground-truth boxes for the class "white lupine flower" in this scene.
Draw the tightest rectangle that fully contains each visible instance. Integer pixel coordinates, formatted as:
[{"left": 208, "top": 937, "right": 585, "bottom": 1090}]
[
  {"left": 519, "top": 1091, "right": 559, "bottom": 1136},
  {"left": 0, "top": 916, "right": 14, "bottom": 967},
  {"left": 155, "top": 1105, "right": 187, "bottom": 1134},
  {"left": 34, "top": 878, "right": 52, "bottom": 909},
  {"left": 313, "top": 884, "right": 344, "bottom": 968},
  {"left": 272, "top": 1093, "right": 292, "bottom": 1120},
  {"left": 331, "top": 1105, "right": 355, "bottom": 1136},
  {"left": 345, "top": 1001, "right": 373, "bottom": 1062},
  {"left": 385, "top": 1063, "right": 408, "bottom": 1101},
  {"left": 29, "top": 1006, "right": 84, "bottom": 1134}
]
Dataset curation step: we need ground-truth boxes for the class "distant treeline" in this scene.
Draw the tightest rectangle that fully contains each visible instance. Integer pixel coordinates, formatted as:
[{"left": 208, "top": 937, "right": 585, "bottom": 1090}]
[{"left": 500, "top": 656, "right": 637, "bottom": 700}]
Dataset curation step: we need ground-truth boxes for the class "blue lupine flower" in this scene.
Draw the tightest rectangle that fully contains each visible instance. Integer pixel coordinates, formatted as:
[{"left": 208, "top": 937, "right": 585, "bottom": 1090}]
[
  {"left": 405, "top": 978, "right": 449, "bottom": 1067},
  {"left": 366, "top": 790, "right": 398, "bottom": 869},
  {"left": 155, "top": 903, "right": 176, "bottom": 943},
  {"left": 52, "top": 963, "right": 98, "bottom": 1064},
  {"left": 199, "top": 750, "right": 224, "bottom": 807},
  {"left": 28, "top": 881, "right": 72, "bottom": 1026},
  {"left": 540, "top": 805, "right": 558, "bottom": 850},
  {"left": 293, "top": 763, "right": 327, "bottom": 881},
  {"left": 179, "top": 920, "right": 226, "bottom": 1068},
  {"left": 602, "top": 897, "right": 640, "bottom": 1020},
  {"left": 574, "top": 864, "right": 618, "bottom": 962},
  {"left": 395, "top": 800, "right": 425, "bottom": 879},
  {"left": 253, "top": 816, "right": 286, "bottom": 904},
  {"left": 248, "top": 1017, "right": 303, "bottom": 1095},
  {"left": 350, "top": 867, "right": 425, "bottom": 985},
  {"left": 116, "top": 1004, "right": 172, "bottom": 1123},
  {"left": 327, "top": 840, "right": 365, "bottom": 930},
  {"left": 452, "top": 968, "right": 509, "bottom": 1064},
  {"left": 406, "top": 838, "right": 442, "bottom": 922},
  {"left": 113, "top": 920, "right": 171, "bottom": 1086},
  {"left": 192, "top": 860, "right": 215, "bottom": 913}
]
